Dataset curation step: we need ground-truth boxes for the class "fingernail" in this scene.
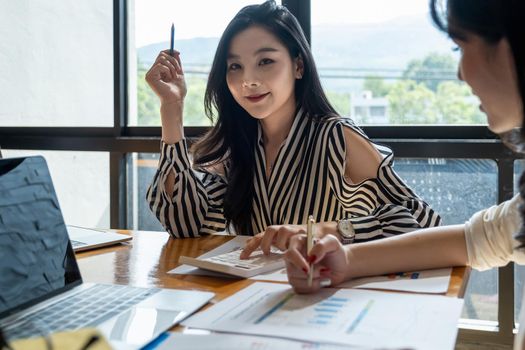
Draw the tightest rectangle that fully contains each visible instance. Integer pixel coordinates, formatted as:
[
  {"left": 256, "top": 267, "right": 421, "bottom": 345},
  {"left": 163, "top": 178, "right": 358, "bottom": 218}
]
[
  {"left": 307, "top": 255, "right": 317, "bottom": 264},
  {"left": 302, "top": 267, "right": 308, "bottom": 274},
  {"left": 320, "top": 267, "right": 330, "bottom": 273}
]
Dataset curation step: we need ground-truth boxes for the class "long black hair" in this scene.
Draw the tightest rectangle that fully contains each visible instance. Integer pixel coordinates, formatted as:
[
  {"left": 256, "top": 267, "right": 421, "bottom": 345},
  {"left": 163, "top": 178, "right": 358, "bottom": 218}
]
[
  {"left": 191, "top": 0, "right": 337, "bottom": 235},
  {"left": 430, "top": 0, "right": 525, "bottom": 242}
]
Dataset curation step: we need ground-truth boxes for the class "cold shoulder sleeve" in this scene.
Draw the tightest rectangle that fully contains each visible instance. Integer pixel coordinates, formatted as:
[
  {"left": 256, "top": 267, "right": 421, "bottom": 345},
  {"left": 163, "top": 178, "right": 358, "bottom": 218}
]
[{"left": 327, "top": 119, "right": 442, "bottom": 242}]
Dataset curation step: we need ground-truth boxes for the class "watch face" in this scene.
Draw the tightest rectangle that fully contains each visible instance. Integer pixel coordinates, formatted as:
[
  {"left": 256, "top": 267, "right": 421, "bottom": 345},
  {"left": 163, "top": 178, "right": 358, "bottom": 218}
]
[{"left": 338, "top": 219, "right": 354, "bottom": 238}]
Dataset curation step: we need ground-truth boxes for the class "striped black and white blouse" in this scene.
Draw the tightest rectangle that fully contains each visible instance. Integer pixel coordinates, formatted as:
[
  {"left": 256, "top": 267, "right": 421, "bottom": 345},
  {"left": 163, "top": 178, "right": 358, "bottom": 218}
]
[{"left": 147, "top": 109, "right": 441, "bottom": 239}]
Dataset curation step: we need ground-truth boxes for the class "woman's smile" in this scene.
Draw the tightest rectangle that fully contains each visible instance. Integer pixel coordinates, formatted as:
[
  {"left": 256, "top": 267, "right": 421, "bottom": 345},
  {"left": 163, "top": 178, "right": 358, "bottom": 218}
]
[{"left": 245, "top": 92, "right": 270, "bottom": 103}]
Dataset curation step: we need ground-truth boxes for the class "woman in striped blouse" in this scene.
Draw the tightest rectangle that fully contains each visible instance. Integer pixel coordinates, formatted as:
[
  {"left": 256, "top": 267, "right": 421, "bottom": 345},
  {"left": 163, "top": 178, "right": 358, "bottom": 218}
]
[{"left": 145, "top": 1, "right": 441, "bottom": 256}]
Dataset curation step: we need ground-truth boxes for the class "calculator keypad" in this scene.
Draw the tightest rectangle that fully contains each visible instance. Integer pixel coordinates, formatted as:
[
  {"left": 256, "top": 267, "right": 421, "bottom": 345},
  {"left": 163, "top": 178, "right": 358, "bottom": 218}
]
[{"left": 205, "top": 247, "right": 282, "bottom": 270}]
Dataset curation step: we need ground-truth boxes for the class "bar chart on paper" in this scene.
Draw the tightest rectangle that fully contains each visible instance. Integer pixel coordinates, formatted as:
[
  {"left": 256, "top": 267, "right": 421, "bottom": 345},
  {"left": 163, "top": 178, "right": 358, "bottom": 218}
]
[
  {"left": 183, "top": 282, "right": 463, "bottom": 349},
  {"left": 253, "top": 293, "right": 373, "bottom": 334}
]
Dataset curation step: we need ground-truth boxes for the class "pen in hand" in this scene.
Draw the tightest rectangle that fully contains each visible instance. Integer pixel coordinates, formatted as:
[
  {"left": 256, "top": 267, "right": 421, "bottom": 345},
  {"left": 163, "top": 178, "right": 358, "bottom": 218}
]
[
  {"left": 307, "top": 215, "right": 315, "bottom": 287},
  {"left": 169, "top": 23, "right": 175, "bottom": 56}
]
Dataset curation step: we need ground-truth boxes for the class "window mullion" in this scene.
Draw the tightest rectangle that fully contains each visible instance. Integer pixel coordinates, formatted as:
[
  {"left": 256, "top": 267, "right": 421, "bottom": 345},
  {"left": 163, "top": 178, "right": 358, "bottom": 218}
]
[{"left": 498, "top": 159, "right": 516, "bottom": 336}]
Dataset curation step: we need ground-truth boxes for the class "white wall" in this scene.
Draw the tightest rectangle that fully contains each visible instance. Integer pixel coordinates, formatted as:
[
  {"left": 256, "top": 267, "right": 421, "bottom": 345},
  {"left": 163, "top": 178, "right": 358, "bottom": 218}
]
[
  {"left": 0, "top": 0, "right": 113, "bottom": 127},
  {"left": 0, "top": 0, "right": 113, "bottom": 228}
]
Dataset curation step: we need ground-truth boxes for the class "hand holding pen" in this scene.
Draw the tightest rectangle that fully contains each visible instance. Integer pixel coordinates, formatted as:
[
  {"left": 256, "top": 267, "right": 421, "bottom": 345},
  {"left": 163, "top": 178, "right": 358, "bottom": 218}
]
[
  {"left": 144, "top": 23, "right": 187, "bottom": 144},
  {"left": 145, "top": 23, "right": 186, "bottom": 106},
  {"left": 284, "top": 226, "right": 350, "bottom": 294}
]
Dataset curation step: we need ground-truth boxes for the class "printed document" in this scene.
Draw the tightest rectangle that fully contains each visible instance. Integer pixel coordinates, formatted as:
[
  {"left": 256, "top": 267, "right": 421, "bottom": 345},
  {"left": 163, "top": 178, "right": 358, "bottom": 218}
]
[{"left": 183, "top": 282, "right": 463, "bottom": 349}]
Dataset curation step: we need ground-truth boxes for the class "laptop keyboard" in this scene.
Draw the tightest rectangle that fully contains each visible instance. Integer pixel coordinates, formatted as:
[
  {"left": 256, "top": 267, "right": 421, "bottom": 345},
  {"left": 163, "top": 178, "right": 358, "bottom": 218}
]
[{"left": 2, "top": 284, "right": 160, "bottom": 341}]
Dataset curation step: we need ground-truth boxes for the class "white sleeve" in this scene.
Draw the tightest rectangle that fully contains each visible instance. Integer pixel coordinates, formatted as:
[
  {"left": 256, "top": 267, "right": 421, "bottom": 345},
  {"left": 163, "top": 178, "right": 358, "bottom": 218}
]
[{"left": 464, "top": 194, "right": 525, "bottom": 271}]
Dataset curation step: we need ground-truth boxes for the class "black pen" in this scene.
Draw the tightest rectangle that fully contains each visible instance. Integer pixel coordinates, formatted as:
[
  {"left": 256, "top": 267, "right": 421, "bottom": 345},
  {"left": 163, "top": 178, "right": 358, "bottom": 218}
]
[{"left": 169, "top": 23, "right": 175, "bottom": 56}]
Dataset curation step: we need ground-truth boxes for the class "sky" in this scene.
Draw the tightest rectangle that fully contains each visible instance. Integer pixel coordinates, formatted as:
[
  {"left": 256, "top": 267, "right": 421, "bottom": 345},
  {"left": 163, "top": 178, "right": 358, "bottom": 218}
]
[
  {"left": 312, "top": 0, "right": 428, "bottom": 25},
  {"left": 133, "top": 0, "right": 430, "bottom": 47}
]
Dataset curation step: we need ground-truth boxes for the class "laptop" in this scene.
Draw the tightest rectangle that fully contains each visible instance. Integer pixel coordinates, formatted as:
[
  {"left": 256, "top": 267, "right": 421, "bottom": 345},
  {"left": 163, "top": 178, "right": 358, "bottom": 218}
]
[
  {"left": 67, "top": 225, "right": 132, "bottom": 252},
  {"left": 0, "top": 156, "right": 214, "bottom": 349}
]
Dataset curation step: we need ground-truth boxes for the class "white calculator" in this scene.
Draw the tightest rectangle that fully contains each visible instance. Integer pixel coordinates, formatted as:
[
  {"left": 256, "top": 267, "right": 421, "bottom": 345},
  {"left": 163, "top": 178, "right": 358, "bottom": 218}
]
[{"left": 179, "top": 246, "right": 284, "bottom": 278}]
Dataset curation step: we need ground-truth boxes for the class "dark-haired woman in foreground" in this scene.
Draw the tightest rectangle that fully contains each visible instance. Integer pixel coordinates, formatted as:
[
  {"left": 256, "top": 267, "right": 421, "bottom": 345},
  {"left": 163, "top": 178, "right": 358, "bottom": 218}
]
[
  {"left": 285, "top": 0, "right": 525, "bottom": 346},
  {"left": 145, "top": 0, "right": 440, "bottom": 256}
]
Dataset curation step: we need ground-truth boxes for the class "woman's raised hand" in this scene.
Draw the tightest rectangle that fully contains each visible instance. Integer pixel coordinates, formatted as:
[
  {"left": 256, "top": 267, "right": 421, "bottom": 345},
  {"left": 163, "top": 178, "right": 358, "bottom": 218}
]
[{"left": 145, "top": 50, "right": 187, "bottom": 106}]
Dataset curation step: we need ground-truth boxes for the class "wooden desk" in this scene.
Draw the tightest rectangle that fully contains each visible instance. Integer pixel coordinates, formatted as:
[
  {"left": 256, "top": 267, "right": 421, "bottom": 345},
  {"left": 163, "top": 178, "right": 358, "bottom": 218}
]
[
  {"left": 77, "top": 230, "right": 470, "bottom": 300},
  {"left": 76, "top": 230, "right": 258, "bottom": 302},
  {"left": 73, "top": 229, "right": 471, "bottom": 346}
]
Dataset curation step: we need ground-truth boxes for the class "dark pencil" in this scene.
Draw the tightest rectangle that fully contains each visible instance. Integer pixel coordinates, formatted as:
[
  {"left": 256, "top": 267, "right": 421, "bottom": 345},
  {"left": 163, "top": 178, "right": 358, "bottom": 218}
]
[{"left": 170, "top": 23, "right": 175, "bottom": 56}]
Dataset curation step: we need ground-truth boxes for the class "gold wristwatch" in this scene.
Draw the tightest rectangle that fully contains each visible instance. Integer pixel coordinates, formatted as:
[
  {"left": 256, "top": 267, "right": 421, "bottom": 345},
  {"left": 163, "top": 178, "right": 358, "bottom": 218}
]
[{"left": 337, "top": 218, "right": 355, "bottom": 244}]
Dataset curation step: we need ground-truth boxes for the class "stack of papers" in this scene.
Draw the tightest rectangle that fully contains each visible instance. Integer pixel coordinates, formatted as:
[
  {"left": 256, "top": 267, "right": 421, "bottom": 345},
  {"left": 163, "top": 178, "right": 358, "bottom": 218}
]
[
  {"left": 166, "top": 238, "right": 463, "bottom": 349},
  {"left": 182, "top": 282, "right": 463, "bottom": 350}
]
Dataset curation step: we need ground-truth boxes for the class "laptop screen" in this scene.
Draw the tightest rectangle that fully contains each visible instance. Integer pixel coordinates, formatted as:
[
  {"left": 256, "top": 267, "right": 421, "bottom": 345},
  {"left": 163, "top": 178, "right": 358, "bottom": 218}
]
[{"left": 0, "top": 156, "right": 82, "bottom": 319}]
